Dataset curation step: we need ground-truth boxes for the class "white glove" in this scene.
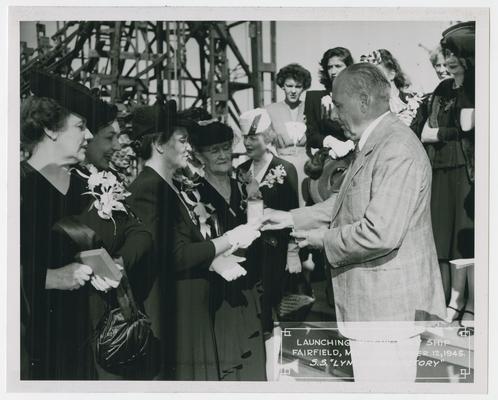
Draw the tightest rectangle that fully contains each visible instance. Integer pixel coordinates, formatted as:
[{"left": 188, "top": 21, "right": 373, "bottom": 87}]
[
  {"left": 322, "top": 135, "right": 355, "bottom": 159},
  {"left": 460, "top": 108, "right": 475, "bottom": 132},
  {"left": 301, "top": 253, "right": 316, "bottom": 271},
  {"left": 286, "top": 241, "right": 302, "bottom": 274},
  {"left": 210, "top": 254, "right": 247, "bottom": 282},
  {"left": 225, "top": 223, "right": 261, "bottom": 252},
  {"left": 90, "top": 275, "right": 120, "bottom": 292},
  {"left": 421, "top": 122, "right": 439, "bottom": 143},
  {"left": 90, "top": 259, "right": 122, "bottom": 292}
]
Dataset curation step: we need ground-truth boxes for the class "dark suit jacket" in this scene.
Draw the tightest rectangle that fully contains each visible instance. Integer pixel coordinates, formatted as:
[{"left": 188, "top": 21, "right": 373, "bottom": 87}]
[{"left": 304, "top": 90, "right": 347, "bottom": 153}]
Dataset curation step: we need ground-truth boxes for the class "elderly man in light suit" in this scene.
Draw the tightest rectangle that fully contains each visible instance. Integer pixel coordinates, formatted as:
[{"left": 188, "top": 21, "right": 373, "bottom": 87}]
[{"left": 262, "top": 63, "right": 446, "bottom": 382}]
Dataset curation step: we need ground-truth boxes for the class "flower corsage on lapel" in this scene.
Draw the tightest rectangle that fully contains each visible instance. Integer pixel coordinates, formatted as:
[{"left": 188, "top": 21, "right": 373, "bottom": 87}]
[
  {"left": 75, "top": 164, "right": 131, "bottom": 233},
  {"left": 174, "top": 158, "right": 217, "bottom": 239},
  {"left": 236, "top": 164, "right": 287, "bottom": 223},
  {"left": 260, "top": 164, "right": 287, "bottom": 189}
]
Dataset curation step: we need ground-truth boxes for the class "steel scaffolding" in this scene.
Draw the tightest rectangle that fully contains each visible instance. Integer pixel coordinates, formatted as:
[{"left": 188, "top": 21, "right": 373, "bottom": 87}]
[{"left": 21, "top": 21, "right": 277, "bottom": 126}]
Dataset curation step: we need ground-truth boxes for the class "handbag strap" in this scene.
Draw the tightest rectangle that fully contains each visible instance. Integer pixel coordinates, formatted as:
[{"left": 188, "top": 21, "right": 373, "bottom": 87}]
[{"left": 115, "top": 270, "right": 140, "bottom": 321}]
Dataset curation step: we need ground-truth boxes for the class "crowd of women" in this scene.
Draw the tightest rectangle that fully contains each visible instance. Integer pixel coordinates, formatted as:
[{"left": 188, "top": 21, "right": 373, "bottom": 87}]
[{"left": 20, "top": 21, "right": 475, "bottom": 381}]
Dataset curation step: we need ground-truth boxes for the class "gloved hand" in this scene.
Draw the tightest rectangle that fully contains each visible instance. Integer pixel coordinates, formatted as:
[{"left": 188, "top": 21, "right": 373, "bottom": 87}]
[
  {"left": 322, "top": 135, "right": 355, "bottom": 159},
  {"left": 90, "top": 275, "right": 120, "bottom": 292},
  {"left": 421, "top": 122, "right": 439, "bottom": 143},
  {"left": 45, "top": 262, "right": 93, "bottom": 290},
  {"left": 286, "top": 241, "right": 302, "bottom": 274},
  {"left": 90, "top": 259, "right": 122, "bottom": 292},
  {"left": 225, "top": 223, "right": 261, "bottom": 252},
  {"left": 210, "top": 254, "right": 247, "bottom": 282},
  {"left": 460, "top": 108, "right": 475, "bottom": 132}
]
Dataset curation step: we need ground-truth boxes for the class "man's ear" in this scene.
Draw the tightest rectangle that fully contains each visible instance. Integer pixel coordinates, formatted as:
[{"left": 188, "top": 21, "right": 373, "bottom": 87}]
[
  {"left": 43, "top": 127, "right": 58, "bottom": 142},
  {"left": 359, "top": 93, "right": 369, "bottom": 113}
]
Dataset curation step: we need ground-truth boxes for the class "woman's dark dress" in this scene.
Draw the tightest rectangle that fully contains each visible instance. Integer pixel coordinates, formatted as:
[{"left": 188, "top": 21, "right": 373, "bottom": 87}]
[
  {"left": 129, "top": 166, "right": 221, "bottom": 380},
  {"left": 128, "top": 166, "right": 266, "bottom": 380},
  {"left": 237, "top": 156, "right": 299, "bottom": 336},
  {"left": 198, "top": 178, "right": 266, "bottom": 381},
  {"left": 170, "top": 187, "right": 219, "bottom": 380},
  {"left": 20, "top": 162, "right": 94, "bottom": 380},
  {"left": 410, "top": 78, "right": 474, "bottom": 260},
  {"left": 127, "top": 166, "right": 179, "bottom": 379},
  {"left": 69, "top": 166, "right": 155, "bottom": 380}
]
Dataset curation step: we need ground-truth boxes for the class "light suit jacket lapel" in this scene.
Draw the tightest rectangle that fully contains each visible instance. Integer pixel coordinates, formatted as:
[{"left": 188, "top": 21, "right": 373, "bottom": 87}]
[{"left": 329, "top": 113, "right": 398, "bottom": 223}]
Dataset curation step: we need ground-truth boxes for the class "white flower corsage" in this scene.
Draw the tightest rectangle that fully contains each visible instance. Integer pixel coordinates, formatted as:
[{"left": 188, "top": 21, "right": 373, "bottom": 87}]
[
  {"left": 179, "top": 188, "right": 216, "bottom": 239},
  {"left": 397, "top": 92, "right": 425, "bottom": 126},
  {"left": 76, "top": 164, "right": 131, "bottom": 233},
  {"left": 260, "top": 164, "right": 287, "bottom": 189}
]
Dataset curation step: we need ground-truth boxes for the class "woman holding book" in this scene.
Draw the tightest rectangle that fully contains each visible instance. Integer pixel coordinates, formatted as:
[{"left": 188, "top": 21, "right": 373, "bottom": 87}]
[{"left": 20, "top": 70, "right": 118, "bottom": 379}]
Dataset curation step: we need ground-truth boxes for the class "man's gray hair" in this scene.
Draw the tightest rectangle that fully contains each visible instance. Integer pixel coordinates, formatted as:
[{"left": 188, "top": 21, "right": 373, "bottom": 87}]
[{"left": 339, "top": 63, "right": 391, "bottom": 104}]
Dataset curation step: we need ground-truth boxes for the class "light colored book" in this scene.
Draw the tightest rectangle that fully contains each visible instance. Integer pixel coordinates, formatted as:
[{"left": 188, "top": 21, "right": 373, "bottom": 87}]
[{"left": 76, "top": 248, "right": 123, "bottom": 282}]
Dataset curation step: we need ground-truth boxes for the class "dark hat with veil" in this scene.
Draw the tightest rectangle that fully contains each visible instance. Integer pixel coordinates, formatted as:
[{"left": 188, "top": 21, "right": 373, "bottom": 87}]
[{"left": 29, "top": 69, "right": 117, "bottom": 134}]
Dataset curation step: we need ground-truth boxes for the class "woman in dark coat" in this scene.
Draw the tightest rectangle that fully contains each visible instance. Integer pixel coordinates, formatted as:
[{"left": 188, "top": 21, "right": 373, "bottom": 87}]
[
  {"left": 236, "top": 108, "right": 299, "bottom": 380},
  {"left": 126, "top": 100, "right": 191, "bottom": 379},
  {"left": 410, "top": 22, "right": 475, "bottom": 326},
  {"left": 73, "top": 116, "right": 156, "bottom": 379},
  {"left": 189, "top": 121, "right": 266, "bottom": 381},
  {"left": 20, "top": 70, "right": 117, "bottom": 379},
  {"left": 127, "top": 101, "right": 259, "bottom": 380}
]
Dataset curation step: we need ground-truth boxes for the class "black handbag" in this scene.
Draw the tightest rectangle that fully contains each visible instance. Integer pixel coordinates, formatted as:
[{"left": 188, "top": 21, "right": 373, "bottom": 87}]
[
  {"left": 95, "top": 269, "right": 160, "bottom": 376},
  {"left": 53, "top": 215, "right": 160, "bottom": 377}
]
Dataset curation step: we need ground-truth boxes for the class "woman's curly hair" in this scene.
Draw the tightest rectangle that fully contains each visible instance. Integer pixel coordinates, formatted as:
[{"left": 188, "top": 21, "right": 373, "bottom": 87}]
[
  {"left": 319, "top": 47, "right": 354, "bottom": 92},
  {"left": 21, "top": 96, "right": 70, "bottom": 155},
  {"left": 376, "top": 49, "right": 411, "bottom": 91},
  {"left": 276, "top": 63, "right": 312, "bottom": 90}
]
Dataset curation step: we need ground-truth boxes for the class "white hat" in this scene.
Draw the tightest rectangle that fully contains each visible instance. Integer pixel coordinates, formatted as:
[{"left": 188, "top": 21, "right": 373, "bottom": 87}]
[{"left": 239, "top": 108, "right": 272, "bottom": 136}]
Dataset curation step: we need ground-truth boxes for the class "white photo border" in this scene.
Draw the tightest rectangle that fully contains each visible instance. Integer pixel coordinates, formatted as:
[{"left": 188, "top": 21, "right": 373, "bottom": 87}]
[{"left": 5, "top": 4, "right": 490, "bottom": 395}]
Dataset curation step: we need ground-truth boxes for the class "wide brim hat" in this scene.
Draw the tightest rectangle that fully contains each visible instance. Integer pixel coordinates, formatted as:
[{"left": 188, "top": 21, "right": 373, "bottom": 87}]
[
  {"left": 130, "top": 99, "right": 192, "bottom": 142},
  {"left": 440, "top": 21, "right": 475, "bottom": 60},
  {"left": 189, "top": 121, "right": 234, "bottom": 148},
  {"left": 29, "top": 69, "right": 117, "bottom": 134}
]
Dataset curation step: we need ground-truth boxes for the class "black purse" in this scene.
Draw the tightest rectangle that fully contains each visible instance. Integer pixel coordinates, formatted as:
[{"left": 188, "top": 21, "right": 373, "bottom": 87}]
[
  {"left": 53, "top": 214, "right": 160, "bottom": 377},
  {"left": 95, "top": 271, "right": 160, "bottom": 376}
]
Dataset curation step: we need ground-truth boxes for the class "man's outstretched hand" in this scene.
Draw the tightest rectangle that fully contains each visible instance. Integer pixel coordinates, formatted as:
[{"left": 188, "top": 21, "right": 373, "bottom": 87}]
[
  {"left": 260, "top": 209, "right": 294, "bottom": 231},
  {"left": 291, "top": 228, "right": 327, "bottom": 250}
]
